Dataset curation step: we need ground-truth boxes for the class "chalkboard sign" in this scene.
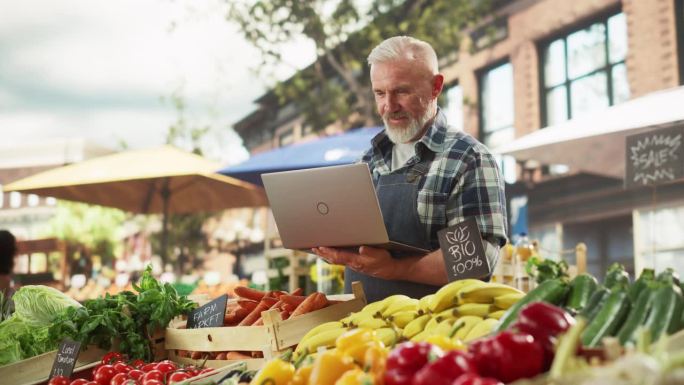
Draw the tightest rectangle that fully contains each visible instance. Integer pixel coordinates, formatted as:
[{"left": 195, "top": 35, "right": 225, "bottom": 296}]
[
  {"left": 187, "top": 294, "right": 228, "bottom": 329},
  {"left": 49, "top": 339, "right": 81, "bottom": 379},
  {"left": 437, "top": 217, "right": 491, "bottom": 281},
  {"left": 625, "top": 126, "right": 684, "bottom": 188}
]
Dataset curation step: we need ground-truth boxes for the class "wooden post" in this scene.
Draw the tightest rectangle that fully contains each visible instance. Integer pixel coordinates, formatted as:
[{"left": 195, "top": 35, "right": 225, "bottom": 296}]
[{"left": 575, "top": 243, "right": 587, "bottom": 274}]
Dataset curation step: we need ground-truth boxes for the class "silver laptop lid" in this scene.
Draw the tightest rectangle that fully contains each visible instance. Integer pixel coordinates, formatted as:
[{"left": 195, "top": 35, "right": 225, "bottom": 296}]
[{"left": 261, "top": 163, "right": 390, "bottom": 249}]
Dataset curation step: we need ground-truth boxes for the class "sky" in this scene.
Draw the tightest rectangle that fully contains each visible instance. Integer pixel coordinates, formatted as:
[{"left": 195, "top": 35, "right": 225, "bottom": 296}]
[{"left": 0, "top": 0, "right": 316, "bottom": 165}]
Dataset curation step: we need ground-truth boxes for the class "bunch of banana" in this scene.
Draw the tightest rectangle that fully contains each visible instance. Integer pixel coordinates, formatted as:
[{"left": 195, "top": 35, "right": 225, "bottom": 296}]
[
  {"left": 293, "top": 321, "right": 349, "bottom": 360},
  {"left": 458, "top": 283, "right": 524, "bottom": 304}
]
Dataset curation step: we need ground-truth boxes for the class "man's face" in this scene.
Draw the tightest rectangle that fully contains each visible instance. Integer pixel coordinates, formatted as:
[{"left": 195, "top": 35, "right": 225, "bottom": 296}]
[{"left": 370, "top": 60, "right": 439, "bottom": 143}]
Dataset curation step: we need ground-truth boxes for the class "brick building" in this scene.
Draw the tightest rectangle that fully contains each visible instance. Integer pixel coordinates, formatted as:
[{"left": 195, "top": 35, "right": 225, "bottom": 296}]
[{"left": 233, "top": 0, "right": 684, "bottom": 277}]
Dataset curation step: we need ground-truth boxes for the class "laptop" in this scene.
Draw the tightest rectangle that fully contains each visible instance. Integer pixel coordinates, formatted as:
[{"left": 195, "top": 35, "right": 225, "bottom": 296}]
[{"left": 261, "top": 163, "right": 431, "bottom": 255}]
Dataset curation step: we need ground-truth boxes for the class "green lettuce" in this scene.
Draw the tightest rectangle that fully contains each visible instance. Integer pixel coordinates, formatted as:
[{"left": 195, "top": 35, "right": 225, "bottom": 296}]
[{"left": 12, "top": 285, "right": 81, "bottom": 327}]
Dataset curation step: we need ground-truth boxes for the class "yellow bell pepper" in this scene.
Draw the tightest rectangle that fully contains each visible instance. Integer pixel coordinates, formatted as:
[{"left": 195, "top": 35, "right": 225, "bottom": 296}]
[
  {"left": 424, "top": 334, "right": 467, "bottom": 351},
  {"left": 334, "top": 368, "right": 375, "bottom": 385},
  {"left": 250, "top": 358, "right": 295, "bottom": 385},
  {"left": 363, "top": 343, "right": 388, "bottom": 385},
  {"left": 287, "top": 364, "right": 313, "bottom": 385},
  {"left": 343, "top": 340, "right": 385, "bottom": 364},
  {"left": 308, "top": 350, "right": 357, "bottom": 385},
  {"left": 336, "top": 328, "right": 376, "bottom": 354}
]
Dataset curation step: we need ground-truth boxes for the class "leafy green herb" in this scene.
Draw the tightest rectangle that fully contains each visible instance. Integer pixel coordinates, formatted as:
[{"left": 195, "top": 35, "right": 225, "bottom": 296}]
[{"left": 526, "top": 257, "right": 569, "bottom": 284}]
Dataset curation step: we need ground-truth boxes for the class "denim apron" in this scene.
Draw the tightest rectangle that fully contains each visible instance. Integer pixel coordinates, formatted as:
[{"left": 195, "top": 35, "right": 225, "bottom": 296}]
[{"left": 345, "top": 152, "right": 442, "bottom": 302}]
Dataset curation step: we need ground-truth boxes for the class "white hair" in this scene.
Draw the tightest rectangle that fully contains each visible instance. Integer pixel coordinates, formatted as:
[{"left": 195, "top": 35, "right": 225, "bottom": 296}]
[{"left": 367, "top": 36, "right": 439, "bottom": 74}]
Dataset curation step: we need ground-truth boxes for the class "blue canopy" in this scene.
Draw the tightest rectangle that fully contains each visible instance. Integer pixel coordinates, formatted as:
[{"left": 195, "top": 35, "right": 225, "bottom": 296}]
[{"left": 219, "top": 126, "right": 383, "bottom": 185}]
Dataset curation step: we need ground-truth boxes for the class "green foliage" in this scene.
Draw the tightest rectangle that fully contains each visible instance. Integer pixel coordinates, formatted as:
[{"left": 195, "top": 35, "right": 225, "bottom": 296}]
[
  {"left": 41, "top": 201, "right": 126, "bottom": 264},
  {"left": 227, "top": 0, "right": 493, "bottom": 130}
]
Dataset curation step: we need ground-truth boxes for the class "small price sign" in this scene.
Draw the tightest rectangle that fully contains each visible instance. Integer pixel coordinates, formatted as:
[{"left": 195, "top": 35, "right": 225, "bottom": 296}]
[
  {"left": 49, "top": 339, "right": 81, "bottom": 379},
  {"left": 625, "top": 126, "right": 684, "bottom": 188},
  {"left": 438, "top": 217, "right": 491, "bottom": 281},
  {"left": 187, "top": 294, "right": 228, "bottom": 329}
]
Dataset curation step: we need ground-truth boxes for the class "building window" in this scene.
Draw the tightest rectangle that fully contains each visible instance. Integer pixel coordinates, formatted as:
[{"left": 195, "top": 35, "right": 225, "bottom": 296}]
[
  {"left": 9, "top": 192, "right": 21, "bottom": 208},
  {"left": 677, "top": 0, "right": 684, "bottom": 85},
  {"left": 479, "top": 61, "right": 516, "bottom": 184},
  {"left": 27, "top": 194, "right": 40, "bottom": 207},
  {"left": 541, "top": 12, "right": 629, "bottom": 126},
  {"left": 442, "top": 83, "right": 464, "bottom": 131},
  {"left": 278, "top": 128, "right": 295, "bottom": 147},
  {"left": 634, "top": 203, "right": 684, "bottom": 276}
]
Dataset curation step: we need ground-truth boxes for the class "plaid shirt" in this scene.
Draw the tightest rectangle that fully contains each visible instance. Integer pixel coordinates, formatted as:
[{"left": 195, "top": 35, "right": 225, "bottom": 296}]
[{"left": 361, "top": 109, "right": 508, "bottom": 249}]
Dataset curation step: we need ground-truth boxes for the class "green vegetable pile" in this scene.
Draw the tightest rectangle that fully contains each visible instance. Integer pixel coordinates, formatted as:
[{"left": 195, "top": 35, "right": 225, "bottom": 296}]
[
  {"left": 49, "top": 265, "right": 196, "bottom": 361},
  {"left": 0, "top": 285, "right": 81, "bottom": 365}
]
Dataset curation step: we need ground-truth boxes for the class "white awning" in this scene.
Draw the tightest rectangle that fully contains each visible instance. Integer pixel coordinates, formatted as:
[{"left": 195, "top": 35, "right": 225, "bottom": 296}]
[{"left": 494, "top": 86, "right": 684, "bottom": 179}]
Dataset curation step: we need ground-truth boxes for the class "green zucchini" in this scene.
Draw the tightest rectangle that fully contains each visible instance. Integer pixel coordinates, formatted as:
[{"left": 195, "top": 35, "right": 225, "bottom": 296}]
[
  {"left": 603, "top": 263, "right": 630, "bottom": 290},
  {"left": 641, "top": 285, "right": 684, "bottom": 342},
  {"left": 581, "top": 289, "right": 631, "bottom": 347},
  {"left": 566, "top": 273, "right": 598, "bottom": 312},
  {"left": 627, "top": 268, "right": 655, "bottom": 302},
  {"left": 579, "top": 287, "right": 609, "bottom": 322},
  {"left": 616, "top": 285, "right": 656, "bottom": 345},
  {"left": 494, "top": 278, "right": 569, "bottom": 332}
]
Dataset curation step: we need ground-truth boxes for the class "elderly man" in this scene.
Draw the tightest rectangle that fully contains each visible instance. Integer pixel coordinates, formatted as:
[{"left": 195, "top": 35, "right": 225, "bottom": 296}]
[{"left": 312, "top": 36, "right": 508, "bottom": 302}]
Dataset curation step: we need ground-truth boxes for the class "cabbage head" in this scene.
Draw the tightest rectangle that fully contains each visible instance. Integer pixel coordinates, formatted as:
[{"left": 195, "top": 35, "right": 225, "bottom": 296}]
[{"left": 12, "top": 285, "right": 81, "bottom": 327}]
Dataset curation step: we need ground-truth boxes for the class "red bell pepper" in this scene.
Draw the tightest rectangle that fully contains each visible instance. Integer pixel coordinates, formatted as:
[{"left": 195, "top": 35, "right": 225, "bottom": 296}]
[
  {"left": 412, "top": 350, "right": 477, "bottom": 385},
  {"left": 468, "top": 330, "right": 544, "bottom": 383},
  {"left": 451, "top": 373, "right": 503, "bottom": 385},
  {"left": 385, "top": 342, "right": 444, "bottom": 385},
  {"left": 511, "top": 301, "right": 575, "bottom": 370}
]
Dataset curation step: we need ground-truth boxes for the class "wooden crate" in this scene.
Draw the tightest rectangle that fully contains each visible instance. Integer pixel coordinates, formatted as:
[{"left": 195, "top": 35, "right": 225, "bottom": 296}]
[
  {"left": 0, "top": 346, "right": 107, "bottom": 385},
  {"left": 165, "top": 282, "right": 367, "bottom": 368}
]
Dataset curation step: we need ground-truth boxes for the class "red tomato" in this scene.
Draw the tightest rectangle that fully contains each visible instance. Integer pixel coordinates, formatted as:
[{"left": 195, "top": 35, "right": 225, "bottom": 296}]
[
  {"left": 129, "top": 359, "right": 145, "bottom": 369},
  {"left": 167, "top": 371, "right": 191, "bottom": 384},
  {"left": 48, "top": 376, "right": 69, "bottom": 385},
  {"left": 128, "top": 369, "right": 144, "bottom": 381},
  {"left": 110, "top": 373, "right": 130, "bottom": 385},
  {"left": 154, "top": 361, "right": 178, "bottom": 374},
  {"left": 141, "top": 370, "right": 164, "bottom": 383},
  {"left": 141, "top": 380, "right": 163, "bottom": 385},
  {"left": 94, "top": 365, "right": 117, "bottom": 385},
  {"left": 101, "top": 352, "right": 124, "bottom": 365},
  {"left": 113, "top": 362, "right": 133, "bottom": 374},
  {"left": 69, "top": 379, "right": 90, "bottom": 385},
  {"left": 140, "top": 363, "right": 157, "bottom": 373}
]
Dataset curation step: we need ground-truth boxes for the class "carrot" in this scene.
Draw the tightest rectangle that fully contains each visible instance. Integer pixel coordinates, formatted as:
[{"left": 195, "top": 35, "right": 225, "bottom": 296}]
[
  {"left": 237, "top": 299, "right": 259, "bottom": 311},
  {"left": 252, "top": 318, "right": 264, "bottom": 326},
  {"left": 282, "top": 303, "right": 296, "bottom": 313},
  {"left": 281, "top": 295, "right": 306, "bottom": 307},
  {"left": 190, "top": 351, "right": 203, "bottom": 360},
  {"left": 223, "top": 306, "right": 251, "bottom": 326},
  {"left": 226, "top": 351, "right": 253, "bottom": 360},
  {"left": 291, "top": 287, "right": 304, "bottom": 296},
  {"left": 234, "top": 286, "right": 266, "bottom": 301},
  {"left": 261, "top": 296, "right": 279, "bottom": 308},
  {"left": 215, "top": 352, "right": 227, "bottom": 360},
  {"left": 238, "top": 299, "right": 271, "bottom": 326},
  {"left": 280, "top": 309, "right": 290, "bottom": 320},
  {"left": 290, "top": 292, "right": 329, "bottom": 318}
]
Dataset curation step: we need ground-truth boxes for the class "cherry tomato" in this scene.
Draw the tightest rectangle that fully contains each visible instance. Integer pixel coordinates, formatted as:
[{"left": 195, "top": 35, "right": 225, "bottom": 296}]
[
  {"left": 94, "top": 365, "right": 117, "bottom": 385},
  {"left": 140, "top": 363, "right": 157, "bottom": 373},
  {"left": 110, "top": 373, "right": 130, "bottom": 385},
  {"left": 113, "top": 362, "right": 133, "bottom": 374},
  {"left": 167, "top": 371, "right": 191, "bottom": 384},
  {"left": 69, "top": 379, "right": 90, "bottom": 385},
  {"left": 128, "top": 369, "right": 144, "bottom": 381},
  {"left": 48, "top": 376, "right": 69, "bottom": 385},
  {"left": 101, "top": 352, "right": 124, "bottom": 365},
  {"left": 141, "top": 380, "right": 163, "bottom": 385},
  {"left": 141, "top": 370, "right": 164, "bottom": 383},
  {"left": 154, "top": 361, "right": 178, "bottom": 374},
  {"left": 129, "top": 359, "right": 145, "bottom": 369}
]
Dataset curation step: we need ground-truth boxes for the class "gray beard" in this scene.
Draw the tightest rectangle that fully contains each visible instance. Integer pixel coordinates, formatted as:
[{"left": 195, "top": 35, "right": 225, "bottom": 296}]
[{"left": 383, "top": 103, "right": 436, "bottom": 144}]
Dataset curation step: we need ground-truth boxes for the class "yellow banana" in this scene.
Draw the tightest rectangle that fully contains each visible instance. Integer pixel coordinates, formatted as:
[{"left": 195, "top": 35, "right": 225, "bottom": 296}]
[
  {"left": 453, "top": 316, "right": 484, "bottom": 340},
  {"left": 357, "top": 317, "right": 389, "bottom": 329},
  {"left": 424, "top": 316, "right": 442, "bottom": 333},
  {"left": 294, "top": 327, "right": 347, "bottom": 357},
  {"left": 429, "top": 279, "right": 486, "bottom": 312},
  {"left": 434, "top": 307, "right": 459, "bottom": 322},
  {"left": 402, "top": 313, "right": 431, "bottom": 339},
  {"left": 493, "top": 292, "right": 525, "bottom": 309},
  {"left": 375, "top": 327, "right": 399, "bottom": 347},
  {"left": 389, "top": 310, "right": 420, "bottom": 328},
  {"left": 418, "top": 294, "right": 434, "bottom": 313},
  {"left": 458, "top": 283, "right": 523, "bottom": 304},
  {"left": 362, "top": 299, "right": 390, "bottom": 315},
  {"left": 488, "top": 309, "right": 506, "bottom": 320},
  {"left": 382, "top": 297, "right": 419, "bottom": 317},
  {"left": 298, "top": 321, "right": 345, "bottom": 348},
  {"left": 347, "top": 309, "right": 381, "bottom": 326},
  {"left": 411, "top": 329, "right": 432, "bottom": 342},
  {"left": 454, "top": 303, "right": 493, "bottom": 318},
  {"left": 464, "top": 318, "right": 498, "bottom": 342},
  {"left": 432, "top": 319, "right": 456, "bottom": 337}
]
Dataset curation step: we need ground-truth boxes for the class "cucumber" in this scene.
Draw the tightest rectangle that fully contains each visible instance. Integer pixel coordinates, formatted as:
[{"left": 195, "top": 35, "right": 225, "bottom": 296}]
[
  {"left": 566, "top": 273, "right": 598, "bottom": 312},
  {"left": 494, "top": 278, "right": 570, "bottom": 332},
  {"left": 641, "top": 285, "right": 684, "bottom": 342},
  {"left": 627, "top": 268, "right": 655, "bottom": 302},
  {"left": 603, "top": 263, "right": 630, "bottom": 290},
  {"left": 579, "top": 287, "right": 609, "bottom": 322},
  {"left": 581, "top": 289, "right": 631, "bottom": 347},
  {"left": 616, "top": 285, "right": 656, "bottom": 345}
]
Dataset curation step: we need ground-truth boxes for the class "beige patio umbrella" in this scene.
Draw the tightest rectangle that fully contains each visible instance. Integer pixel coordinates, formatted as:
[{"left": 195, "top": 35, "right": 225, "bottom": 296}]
[{"left": 5, "top": 145, "right": 268, "bottom": 262}]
